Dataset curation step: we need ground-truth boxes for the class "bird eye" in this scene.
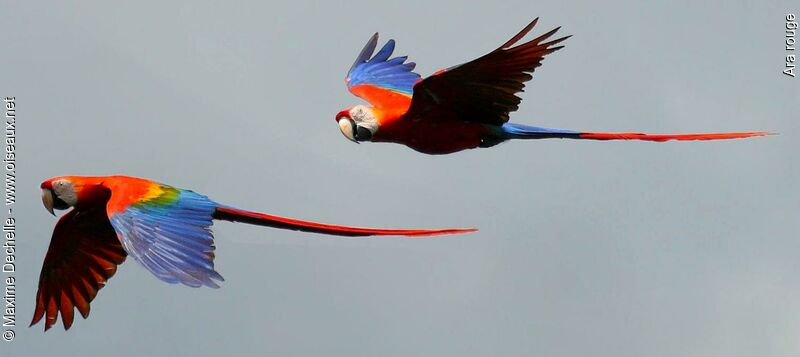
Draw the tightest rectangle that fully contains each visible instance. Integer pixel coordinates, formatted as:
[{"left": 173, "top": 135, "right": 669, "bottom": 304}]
[{"left": 338, "top": 118, "right": 358, "bottom": 143}]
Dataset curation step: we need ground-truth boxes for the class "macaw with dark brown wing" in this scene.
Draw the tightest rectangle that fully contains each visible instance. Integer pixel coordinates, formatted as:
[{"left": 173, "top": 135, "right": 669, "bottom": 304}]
[
  {"left": 336, "top": 18, "right": 767, "bottom": 154},
  {"left": 32, "top": 175, "right": 475, "bottom": 331}
]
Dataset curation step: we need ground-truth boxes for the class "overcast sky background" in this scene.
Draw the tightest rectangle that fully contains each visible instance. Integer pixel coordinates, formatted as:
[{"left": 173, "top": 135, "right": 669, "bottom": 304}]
[{"left": 1, "top": 1, "right": 798, "bottom": 356}]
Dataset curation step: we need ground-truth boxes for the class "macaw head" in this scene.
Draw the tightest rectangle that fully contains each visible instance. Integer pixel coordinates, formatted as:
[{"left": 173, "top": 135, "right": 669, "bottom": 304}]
[
  {"left": 40, "top": 176, "right": 108, "bottom": 215},
  {"left": 335, "top": 105, "right": 379, "bottom": 143}
]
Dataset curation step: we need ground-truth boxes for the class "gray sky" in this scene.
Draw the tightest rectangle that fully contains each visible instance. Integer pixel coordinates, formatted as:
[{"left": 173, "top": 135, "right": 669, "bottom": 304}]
[{"left": 2, "top": 1, "right": 798, "bottom": 356}]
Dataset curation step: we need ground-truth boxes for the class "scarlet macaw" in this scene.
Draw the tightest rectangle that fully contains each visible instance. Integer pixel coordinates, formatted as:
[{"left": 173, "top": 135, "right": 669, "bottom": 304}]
[
  {"left": 336, "top": 18, "right": 768, "bottom": 154},
  {"left": 32, "top": 175, "right": 475, "bottom": 331}
]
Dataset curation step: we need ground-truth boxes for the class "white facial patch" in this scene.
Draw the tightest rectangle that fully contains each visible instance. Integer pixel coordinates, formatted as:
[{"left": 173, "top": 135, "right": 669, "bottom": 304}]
[
  {"left": 349, "top": 105, "right": 379, "bottom": 133},
  {"left": 51, "top": 179, "right": 77, "bottom": 206}
]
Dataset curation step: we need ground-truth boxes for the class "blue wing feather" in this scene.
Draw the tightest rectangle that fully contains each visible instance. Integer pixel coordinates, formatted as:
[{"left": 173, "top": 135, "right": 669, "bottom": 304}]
[
  {"left": 109, "top": 188, "right": 224, "bottom": 288},
  {"left": 346, "top": 34, "right": 421, "bottom": 96}
]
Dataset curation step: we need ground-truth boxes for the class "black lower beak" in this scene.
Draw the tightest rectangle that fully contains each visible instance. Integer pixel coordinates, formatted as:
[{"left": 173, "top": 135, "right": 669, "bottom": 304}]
[
  {"left": 41, "top": 188, "right": 69, "bottom": 215},
  {"left": 355, "top": 125, "right": 373, "bottom": 141}
]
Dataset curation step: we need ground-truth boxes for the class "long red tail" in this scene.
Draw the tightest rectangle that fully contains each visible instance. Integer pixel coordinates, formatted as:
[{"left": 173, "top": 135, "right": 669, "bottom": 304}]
[
  {"left": 578, "top": 131, "right": 770, "bottom": 142},
  {"left": 500, "top": 124, "right": 770, "bottom": 142},
  {"left": 212, "top": 206, "right": 476, "bottom": 237}
]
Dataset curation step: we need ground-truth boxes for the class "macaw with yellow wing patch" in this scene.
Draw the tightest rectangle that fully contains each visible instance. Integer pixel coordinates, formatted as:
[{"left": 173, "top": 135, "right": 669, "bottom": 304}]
[
  {"left": 32, "top": 175, "right": 475, "bottom": 331},
  {"left": 336, "top": 18, "right": 768, "bottom": 154}
]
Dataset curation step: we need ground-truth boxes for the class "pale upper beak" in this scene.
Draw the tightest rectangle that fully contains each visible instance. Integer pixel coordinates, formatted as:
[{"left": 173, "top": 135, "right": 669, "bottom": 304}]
[
  {"left": 41, "top": 188, "right": 55, "bottom": 216},
  {"left": 337, "top": 117, "right": 375, "bottom": 143},
  {"left": 338, "top": 118, "right": 359, "bottom": 143}
]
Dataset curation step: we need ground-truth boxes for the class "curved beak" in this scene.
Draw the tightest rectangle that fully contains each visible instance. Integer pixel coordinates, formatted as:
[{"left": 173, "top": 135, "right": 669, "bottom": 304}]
[
  {"left": 41, "top": 188, "right": 55, "bottom": 216},
  {"left": 337, "top": 117, "right": 359, "bottom": 143}
]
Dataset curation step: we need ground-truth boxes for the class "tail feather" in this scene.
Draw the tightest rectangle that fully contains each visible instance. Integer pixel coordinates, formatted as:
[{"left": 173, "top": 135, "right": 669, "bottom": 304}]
[
  {"left": 212, "top": 206, "right": 476, "bottom": 237},
  {"left": 577, "top": 132, "right": 770, "bottom": 141},
  {"left": 501, "top": 123, "right": 770, "bottom": 142},
  {"left": 500, "top": 123, "right": 581, "bottom": 139}
]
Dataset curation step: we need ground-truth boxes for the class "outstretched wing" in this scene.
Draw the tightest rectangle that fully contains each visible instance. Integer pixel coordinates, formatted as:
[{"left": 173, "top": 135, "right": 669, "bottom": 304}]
[
  {"left": 346, "top": 33, "right": 421, "bottom": 110},
  {"left": 404, "top": 18, "right": 569, "bottom": 125},
  {"left": 31, "top": 204, "right": 127, "bottom": 331},
  {"left": 107, "top": 184, "right": 224, "bottom": 289}
]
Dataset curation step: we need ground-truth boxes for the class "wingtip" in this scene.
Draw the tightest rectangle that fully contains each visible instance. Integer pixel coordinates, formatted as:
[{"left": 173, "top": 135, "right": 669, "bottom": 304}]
[
  {"left": 541, "top": 34, "right": 572, "bottom": 51},
  {"left": 30, "top": 312, "right": 43, "bottom": 329},
  {"left": 367, "top": 33, "right": 379, "bottom": 47},
  {"left": 522, "top": 18, "right": 539, "bottom": 34},
  {"left": 348, "top": 32, "right": 381, "bottom": 75},
  {"left": 499, "top": 18, "right": 570, "bottom": 51},
  {"left": 498, "top": 18, "right": 541, "bottom": 50}
]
